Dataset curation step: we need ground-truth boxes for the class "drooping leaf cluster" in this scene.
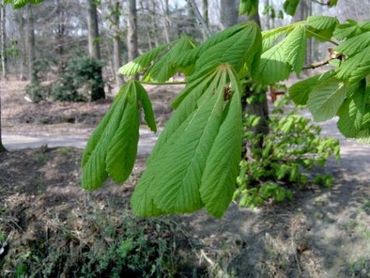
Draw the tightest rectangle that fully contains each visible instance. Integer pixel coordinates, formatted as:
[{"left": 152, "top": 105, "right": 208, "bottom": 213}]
[
  {"left": 290, "top": 19, "right": 370, "bottom": 138},
  {"left": 83, "top": 16, "right": 370, "bottom": 218},
  {"left": 82, "top": 81, "right": 156, "bottom": 190}
]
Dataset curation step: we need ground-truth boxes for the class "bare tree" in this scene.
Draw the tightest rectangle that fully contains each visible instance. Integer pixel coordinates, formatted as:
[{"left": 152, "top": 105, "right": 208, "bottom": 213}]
[
  {"left": 0, "top": 0, "right": 7, "bottom": 80},
  {"left": 87, "top": 0, "right": 105, "bottom": 100},
  {"left": 110, "top": 0, "right": 123, "bottom": 87},
  {"left": 127, "top": 0, "right": 138, "bottom": 61},
  {"left": 0, "top": 84, "right": 5, "bottom": 152},
  {"left": 25, "top": 4, "right": 36, "bottom": 83},
  {"left": 202, "top": 0, "right": 209, "bottom": 27}
]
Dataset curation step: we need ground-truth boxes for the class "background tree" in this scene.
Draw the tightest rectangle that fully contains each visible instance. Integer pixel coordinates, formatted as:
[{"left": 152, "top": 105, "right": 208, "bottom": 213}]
[
  {"left": 127, "top": 0, "right": 138, "bottom": 61},
  {"left": 87, "top": 0, "right": 105, "bottom": 101}
]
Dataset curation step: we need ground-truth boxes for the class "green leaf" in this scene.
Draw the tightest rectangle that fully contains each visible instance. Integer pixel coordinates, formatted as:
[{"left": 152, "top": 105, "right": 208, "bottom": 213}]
[
  {"left": 199, "top": 68, "right": 243, "bottom": 217},
  {"left": 257, "top": 42, "right": 291, "bottom": 84},
  {"left": 82, "top": 89, "right": 128, "bottom": 190},
  {"left": 336, "top": 46, "right": 370, "bottom": 83},
  {"left": 131, "top": 71, "right": 219, "bottom": 216},
  {"left": 137, "top": 85, "right": 157, "bottom": 132},
  {"left": 192, "top": 22, "right": 262, "bottom": 80},
  {"left": 262, "top": 25, "right": 294, "bottom": 52},
  {"left": 81, "top": 81, "right": 153, "bottom": 190},
  {"left": 306, "top": 16, "right": 338, "bottom": 41},
  {"left": 144, "top": 37, "right": 196, "bottom": 82},
  {"left": 283, "top": 0, "right": 300, "bottom": 16},
  {"left": 336, "top": 31, "right": 370, "bottom": 57},
  {"left": 119, "top": 45, "right": 167, "bottom": 77},
  {"left": 131, "top": 65, "right": 243, "bottom": 217},
  {"left": 282, "top": 24, "right": 307, "bottom": 74},
  {"left": 289, "top": 71, "right": 335, "bottom": 105},
  {"left": 106, "top": 85, "right": 140, "bottom": 183},
  {"left": 239, "top": 0, "right": 258, "bottom": 16},
  {"left": 307, "top": 79, "right": 346, "bottom": 121}
]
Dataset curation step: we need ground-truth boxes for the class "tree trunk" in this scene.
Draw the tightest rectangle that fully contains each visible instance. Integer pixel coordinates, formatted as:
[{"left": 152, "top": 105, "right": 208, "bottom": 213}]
[
  {"left": 111, "top": 1, "right": 123, "bottom": 87},
  {"left": 56, "top": 0, "right": 66, "bottom": 76},
  {"left": 127, "top": 0, "right": 138, "bottom": 61},
  {"left": 202, "top": 0, "right": 209, "bottom": 27},
  {"left": 87, "top": 0, "right": 101, "bottom": 60},
  {"left": 25, "top": 4, "right": 36, "bottom": 83},
  {"left": 245, "top": 11, "right": 270, "bottom": 152},
  {"left": 1, "top": 1, "right": 7, "bottom": 80},
  {"left": 220, "top": 0, "right": 238, "bottom": 28},
  {"left": 87, "top": 0, "right": 105, "bottom": 101},
  {"left": 0, "top": 86, "right": 6, "bottom": 153},
  {"left": 163, "top": 0, "right": 171, "bottom": 43}
]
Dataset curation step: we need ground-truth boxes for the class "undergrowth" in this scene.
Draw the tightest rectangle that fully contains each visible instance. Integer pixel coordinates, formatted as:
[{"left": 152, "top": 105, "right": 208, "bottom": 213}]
[
  {"left": 0, "top": 202, "right": 203, "bottom": 277},
  {"left": 234, "top": 97, "right": 340, "bottom": 207}
]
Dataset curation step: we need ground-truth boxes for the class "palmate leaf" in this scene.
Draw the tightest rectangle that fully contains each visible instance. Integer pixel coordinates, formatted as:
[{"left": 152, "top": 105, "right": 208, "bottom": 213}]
[
  {"left": 81, "top": 81, "right": 157, "bottom": 190},
  {"left": 131, "top": 65, "right": 243, "bottom": 218},
  {"left": 307, "top": 79, "right": 346, "bottom": 121},
  {"left": 282, "top": 24, "right": 306, "bottom": 74}
]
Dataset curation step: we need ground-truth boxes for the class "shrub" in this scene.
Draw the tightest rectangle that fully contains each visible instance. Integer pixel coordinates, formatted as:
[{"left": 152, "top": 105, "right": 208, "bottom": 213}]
[
  {"left": 51, "top": 57, "right": 104, "bottom": 102},
  {"left": 234, "top": 97, "right": 340, "bottom": 208}
]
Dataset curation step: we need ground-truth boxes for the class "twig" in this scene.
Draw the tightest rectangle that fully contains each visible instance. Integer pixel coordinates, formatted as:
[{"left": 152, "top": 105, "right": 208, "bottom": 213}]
[
  {"left": 302, "top": 59, "right": 331, "bottom": 70},
  {"left": 140, "top": 81, "right": 186, "bottom": 86},
  {"left": 185, "top": 0, "right": 212, "bottom": 39}
]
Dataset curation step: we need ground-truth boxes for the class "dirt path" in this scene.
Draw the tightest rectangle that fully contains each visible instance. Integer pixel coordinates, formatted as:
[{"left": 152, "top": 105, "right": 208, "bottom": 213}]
[{"left": 3, "top": 128, "right": 159, "bottom": 155}]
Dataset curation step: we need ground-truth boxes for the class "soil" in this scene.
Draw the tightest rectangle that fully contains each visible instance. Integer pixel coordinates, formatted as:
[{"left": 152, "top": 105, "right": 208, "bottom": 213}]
[
  {"left": 2, "top": 78, "right": 183, "bottom": 137},
  {"left": 0, "top": 79, "right": 370, "bottom": 277}
]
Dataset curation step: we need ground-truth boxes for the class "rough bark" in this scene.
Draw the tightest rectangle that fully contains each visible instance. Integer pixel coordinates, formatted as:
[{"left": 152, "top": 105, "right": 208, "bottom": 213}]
[
  {"left": 245, "top": 11, "right": 270, "bottom": 152},
  {"left": 25, "top": 4, "right": 36, "bottom": 83},
  {"left": 1, "top": 1, "right": 7, "bottom": 80},
  {"left": 87, "top": 0, "right": 105, "bottom": 101},
  {"left": 220, "top": 0, "right": 238, "bottom": 28},
  {"left": 0, "top": 86, "right": 6, "bottom": 153},
  {"left": 127, "top": 0, "right": 138, "bottom": 61},
  {"left": 87, "top": 0, "right": 101, "bottom": 60},
  {"left": 111, "top": 1, "right": 123, "bottom": 87},
  {"left": 202, "top": 0, "right": 209, "bottom": 27}
]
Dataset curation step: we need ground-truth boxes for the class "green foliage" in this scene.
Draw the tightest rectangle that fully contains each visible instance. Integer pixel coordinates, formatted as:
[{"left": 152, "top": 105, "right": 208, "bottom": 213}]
[
  {"left": 83, "top": 17, "right": 370, "bottom": 218},
  {"left": 5, "top": 0, "right": 43, "bottom": 9},
  {"left": 82, "top": 81, "right": 156, "bottom": 190},
  {"left": 283, "top": 0, "right": 300, "bottom": 16},
  {"left": 131, "top": 65, "right": 243, "bottom": 218},
  {"left": 51, "top": 56, "right": 104, "bottom": 102},
  {"left": 239, "top": 0, "right": 259, "bottom": 16},
  {"left": 234, "top": 98, "right": 340, "bottom": 208},
  {"left": 258, "top": 16, "right": 338, "bottom": 84},
  {"left": 25, "top": 82, "right": 50, "bottom": 103}
]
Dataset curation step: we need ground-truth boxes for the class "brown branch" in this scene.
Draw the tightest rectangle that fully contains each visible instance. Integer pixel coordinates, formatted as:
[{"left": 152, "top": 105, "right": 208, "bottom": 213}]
[{"left": 303, "top": 59, "right": 331, "bottom": 70}]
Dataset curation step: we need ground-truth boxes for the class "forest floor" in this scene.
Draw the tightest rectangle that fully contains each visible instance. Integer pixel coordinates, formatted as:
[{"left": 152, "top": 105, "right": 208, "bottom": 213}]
[{"left": 1, "top": 79, "right": 370, "bottom": 277}]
